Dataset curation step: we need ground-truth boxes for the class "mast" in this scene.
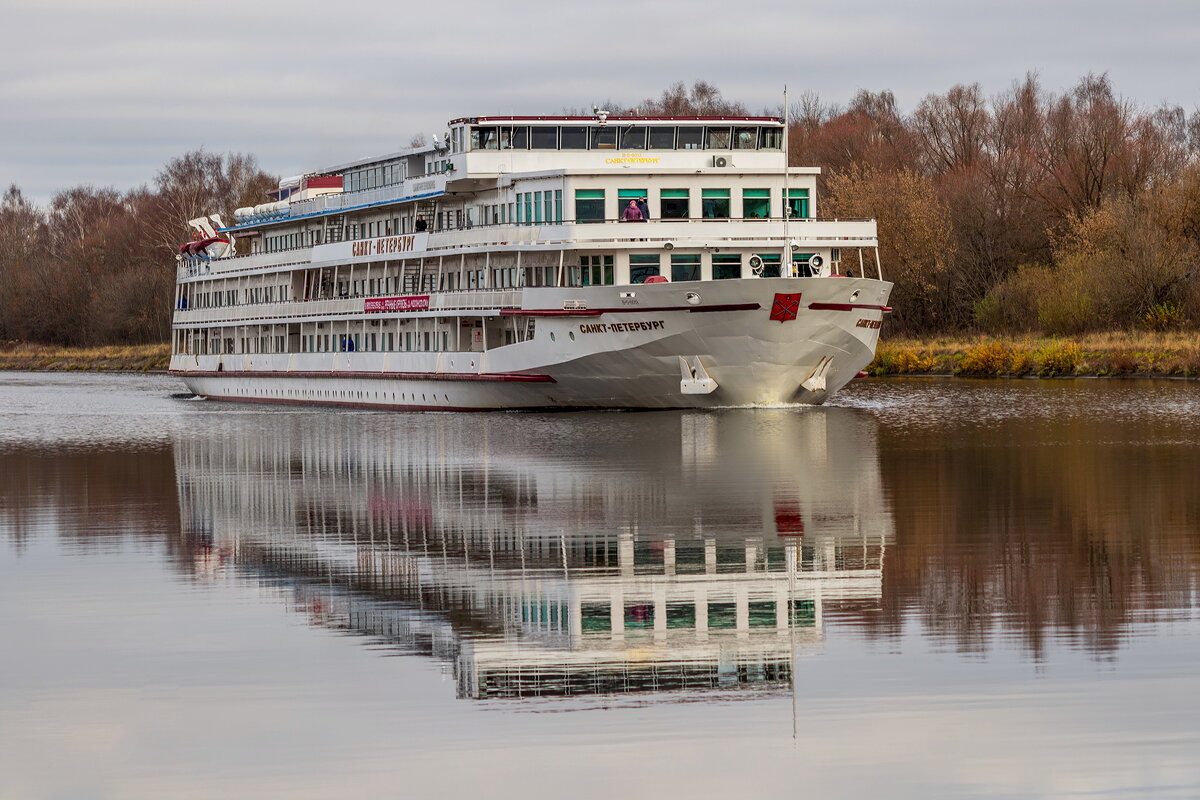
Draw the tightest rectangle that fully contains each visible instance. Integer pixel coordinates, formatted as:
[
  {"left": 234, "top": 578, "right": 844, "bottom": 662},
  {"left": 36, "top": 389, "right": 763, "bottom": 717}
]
[{"left": 782, "top": 85, "right": 791, "bottom": 275}]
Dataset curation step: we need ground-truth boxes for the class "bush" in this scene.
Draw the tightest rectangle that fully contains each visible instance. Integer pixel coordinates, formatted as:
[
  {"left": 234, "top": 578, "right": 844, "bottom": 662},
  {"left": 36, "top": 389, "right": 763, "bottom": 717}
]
[
  {"left": 956, "top": 341, "right": 1021, "bottom": 376},
  {"left": 869, "top": 344, "right": 940, "bottom": 375},
  {"left": 1141, "top": 302, "right": 1186, "bottom": 330},
  {"left": 1034, "top": 341, "right": 1084, "bottom": 376}
]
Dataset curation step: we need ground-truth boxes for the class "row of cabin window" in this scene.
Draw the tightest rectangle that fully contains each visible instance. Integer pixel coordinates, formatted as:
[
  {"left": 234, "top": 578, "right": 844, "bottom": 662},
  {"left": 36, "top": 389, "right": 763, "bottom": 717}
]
[
  {"left": 469, "top": 125, "right": 783, "bottom": 152},
  {"left": 575, "top": 188, "right": 810, "bottom": 222},
  {"left": 628, "top": 253, "right": 818, "bottom": 283},
  {"left": 187, "top": 331, "right": 454, "bottom": 356},
  {"left": 515, "top": 190, "right": 564, "bottom": 225},
  {"left": 344, "top": 162, "right": 405, "bottom": 193},
  {"left": 578, "top": 599, "right": 817, "bottom": 632},
  {"left": 301, "top": 331, "right": 452, "bottom": 353}
]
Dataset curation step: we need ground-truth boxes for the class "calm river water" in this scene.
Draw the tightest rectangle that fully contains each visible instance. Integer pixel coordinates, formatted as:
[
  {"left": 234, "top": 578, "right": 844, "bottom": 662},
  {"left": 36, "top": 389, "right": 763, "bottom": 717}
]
[{"left": 2, "top": 373, "right": 1198, "bottom": 799}]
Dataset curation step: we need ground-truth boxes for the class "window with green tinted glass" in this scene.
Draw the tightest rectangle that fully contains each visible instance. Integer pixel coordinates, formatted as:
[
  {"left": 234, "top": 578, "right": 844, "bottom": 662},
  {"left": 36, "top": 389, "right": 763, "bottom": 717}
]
[
  {"left": 743, "top": 188, "right": 770, "bottom": 219},
  {"left": 702, "top": 189, "right": 730, "bottom": 219},
  {"left": 748, "top": 601, "right": 776, "bottom": 628},
  {"left": 575, "top": 189, "right": 605, "bottom": 223},
  {"left": 671, "top": 253, "right": 701, "bottom": 282},
  {"left": 666, "top": 603, "right": 695, "bottom": 628},
  {"left": 660, "top": 189, "right": 689, "bottom": 219},
  {"left": 629, "top": 254, "right": 660, "bottom": 284},
  {"left": 624, "top": 604, "right": 654, "bottom": 630},
  {"left": 793, "top": 252, "right": 817, "bottom": 277},
  {"left": 754, "top": 253, "right": 782, "bottom": 278},
  {"left": 713, "top": 254, "right": 741, "bottom": 280},
  {"left": 581, "top": 603, "right": 612, "bottom": 632},
  {"left": 707, "top": 602, "right": 737, "bottom": 629},
  {"left": 619, "top": 189, "right": 648, "bottom": 221},
  {"left": 785, "top": 188, "right": 810, "bottom": 218}
]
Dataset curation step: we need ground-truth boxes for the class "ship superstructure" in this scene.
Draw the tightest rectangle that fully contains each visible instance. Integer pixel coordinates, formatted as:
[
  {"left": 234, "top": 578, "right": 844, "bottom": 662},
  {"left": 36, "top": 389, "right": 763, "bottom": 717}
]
[{"left": 170, "top": 114, "right": 891, "bottom": 409}]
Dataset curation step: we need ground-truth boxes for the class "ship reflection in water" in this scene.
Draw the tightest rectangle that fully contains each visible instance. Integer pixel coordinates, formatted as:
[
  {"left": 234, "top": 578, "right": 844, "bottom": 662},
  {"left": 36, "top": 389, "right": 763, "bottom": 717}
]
[{"left": 174, "top": 410, "right": 891, "bottom": 702}]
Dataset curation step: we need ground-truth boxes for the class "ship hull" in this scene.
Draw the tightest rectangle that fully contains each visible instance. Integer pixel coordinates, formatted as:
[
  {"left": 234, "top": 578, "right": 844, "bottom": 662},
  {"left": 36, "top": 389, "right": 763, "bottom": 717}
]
[{"left": 171, "top": 277, "right": 892, "bottom": 410}]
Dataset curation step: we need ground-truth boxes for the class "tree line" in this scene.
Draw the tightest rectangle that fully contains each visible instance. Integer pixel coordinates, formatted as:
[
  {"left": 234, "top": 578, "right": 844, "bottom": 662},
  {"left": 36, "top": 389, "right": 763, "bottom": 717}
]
[
  {"left": 2, "top": 76, "right": 1198, "bottom": 346},
  {"left": 0, "top": 152, "right": 275, "bottom": 346}
]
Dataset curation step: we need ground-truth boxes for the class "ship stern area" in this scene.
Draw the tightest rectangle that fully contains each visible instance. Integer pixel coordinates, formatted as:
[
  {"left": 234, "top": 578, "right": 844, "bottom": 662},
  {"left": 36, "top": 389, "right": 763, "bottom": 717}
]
[{"left": 496, "top": 277, "right": 893, "bottom": 409}]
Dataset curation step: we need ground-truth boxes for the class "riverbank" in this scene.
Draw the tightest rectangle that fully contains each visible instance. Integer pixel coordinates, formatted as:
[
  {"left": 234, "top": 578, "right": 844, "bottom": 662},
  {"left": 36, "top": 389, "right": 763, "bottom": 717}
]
[
  {"left": 0, "top": 343, "right": 169, "bottom": 372},
  {"left": 2, "top": 334, "right": 1198, "bottom": 379},
  {"left": 870, "top": 332, "right": 1200, "bottom": 378}
]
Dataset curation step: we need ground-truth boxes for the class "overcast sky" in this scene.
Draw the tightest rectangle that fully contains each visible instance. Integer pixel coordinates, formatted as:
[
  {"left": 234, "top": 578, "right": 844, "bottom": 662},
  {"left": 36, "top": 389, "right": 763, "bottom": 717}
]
[{"left": 2, "top": 0, "right": 1197, "bottom": 204}]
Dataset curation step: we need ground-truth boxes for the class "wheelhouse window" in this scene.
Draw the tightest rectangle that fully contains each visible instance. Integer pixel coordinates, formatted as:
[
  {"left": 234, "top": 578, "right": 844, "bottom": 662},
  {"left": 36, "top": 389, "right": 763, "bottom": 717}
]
[
  {"left": 742, "top": 189, "right": 770, "bottom": 219},
  {"left": 705, "top": 127, "right": 731, "bottom": 149},
  {"left": 531, "top": 126, "right": 558, "bottom": 148},
  {"left": 677, "top": 127, "right": 703, "bottom": 149},
  {"left": 500, "top": 126, "right": 529, "bottom": 149},
  {"left": 671, "top": 254, "right": 701, "bottom": 282},
  {"left": 574, "top": 189, "right": 605, "bottom": 223},
  {"left": 713, "top": 254, "right": 741, "bottom": 280},
  {"left": 701, "top": 189, "right": 730, "bottom": 219},
  {"left": 618, "top": 125, "right": 647, "bottom": 149},
  {"left": 561, "top": 126, "right": 588, "bottom": 149},
  {"left": 471, "top": 127, "right": 500, "bottom": 150},
  {"left": 660, "top": 189, "right": 689, "bottom": 219},
  {"left": 785, "top": 189, "right": 810, "bottom": 218},
  {"left": 647, "top": 127, "right": 676, "bottom": 149},
  {"left": 733, "top": 127, "right": 757, "bottom": 149},
  {"left": 590, "top": 126, "right": 617, "bottom": 149},
  {"left": 629, "top": 254, "right": 660, "bottom": 283},
  {"left": 759, "top": 127, "right": 783, "bottom": 149}
]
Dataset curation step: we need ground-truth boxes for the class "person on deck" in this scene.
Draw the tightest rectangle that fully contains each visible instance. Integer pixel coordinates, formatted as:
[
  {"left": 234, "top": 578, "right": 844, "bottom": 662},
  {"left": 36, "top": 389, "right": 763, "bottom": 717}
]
[
  {"left": 637, "top": 197, "right": 649, "bottom": 222},
  {"left": 622, "top": 200, "right": 643, "bottom": 222}
]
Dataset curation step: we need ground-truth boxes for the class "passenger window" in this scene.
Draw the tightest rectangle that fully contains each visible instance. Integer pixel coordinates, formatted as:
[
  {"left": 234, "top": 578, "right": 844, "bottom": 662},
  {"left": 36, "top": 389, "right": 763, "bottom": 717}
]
[
  {"left": 629, "top": 254, "right": 660, "bottom": 284},
  {"left": 660, "top": 189, "right": 689, "bottom": 219}
]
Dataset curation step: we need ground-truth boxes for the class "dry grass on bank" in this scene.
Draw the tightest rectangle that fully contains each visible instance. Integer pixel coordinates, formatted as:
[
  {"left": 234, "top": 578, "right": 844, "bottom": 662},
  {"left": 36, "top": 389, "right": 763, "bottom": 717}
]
[
  {"left": 871, "top": 332, "right": 1200, "bottom": 378},
  {"left": 0, "top": 342, "right": 170, "bottom": 372}
]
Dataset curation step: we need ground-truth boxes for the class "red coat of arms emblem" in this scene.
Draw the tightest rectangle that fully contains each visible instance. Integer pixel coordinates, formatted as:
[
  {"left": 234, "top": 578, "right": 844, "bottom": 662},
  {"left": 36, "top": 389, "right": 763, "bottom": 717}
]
[{"left": 769, "top": 293, "right": 802, "bottom": 322}]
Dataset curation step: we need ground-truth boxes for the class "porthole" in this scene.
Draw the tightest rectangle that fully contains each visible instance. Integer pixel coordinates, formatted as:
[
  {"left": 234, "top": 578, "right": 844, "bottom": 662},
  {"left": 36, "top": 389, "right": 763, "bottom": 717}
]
[{"left": 568, "top": 331, "right": 575, "bottom": 341}]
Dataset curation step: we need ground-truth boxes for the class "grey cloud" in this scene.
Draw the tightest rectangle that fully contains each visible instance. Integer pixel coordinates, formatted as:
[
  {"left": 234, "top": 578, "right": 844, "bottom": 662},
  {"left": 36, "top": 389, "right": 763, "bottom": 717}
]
[{"left": 2, "top": 0, "right": 1197, "bottom": 203}]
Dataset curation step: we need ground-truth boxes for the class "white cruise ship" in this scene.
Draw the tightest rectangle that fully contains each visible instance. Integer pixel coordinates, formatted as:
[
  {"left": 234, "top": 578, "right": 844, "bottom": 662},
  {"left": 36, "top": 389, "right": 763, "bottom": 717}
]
[{"left": 170, "top": 113, "right": 891, "bottom": 409}]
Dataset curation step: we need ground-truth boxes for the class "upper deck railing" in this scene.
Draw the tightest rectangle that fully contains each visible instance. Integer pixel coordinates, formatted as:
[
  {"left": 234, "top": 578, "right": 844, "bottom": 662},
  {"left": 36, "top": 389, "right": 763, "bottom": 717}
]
[{"left": 181, "top": 217, "right": 878, "bottom": 280}]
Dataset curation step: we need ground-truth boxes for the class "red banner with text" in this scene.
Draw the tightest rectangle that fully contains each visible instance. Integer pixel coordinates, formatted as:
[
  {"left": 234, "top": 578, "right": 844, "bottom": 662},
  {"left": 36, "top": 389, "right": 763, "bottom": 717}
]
[{"left": 364, "top": 295, "right": 430, "bottom": 313}]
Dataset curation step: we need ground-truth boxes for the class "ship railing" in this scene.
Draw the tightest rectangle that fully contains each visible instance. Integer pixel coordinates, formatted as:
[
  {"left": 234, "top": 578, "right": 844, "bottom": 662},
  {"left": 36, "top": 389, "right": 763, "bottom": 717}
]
[
  {"left": 427, "top": 217, "right": 878, "bottom": 252},
  {"left": 235, "top": 176, "right": 448, "bottom": 225},
  {"left": 177, "top": 248, "right": 309, "bottom": 280}
]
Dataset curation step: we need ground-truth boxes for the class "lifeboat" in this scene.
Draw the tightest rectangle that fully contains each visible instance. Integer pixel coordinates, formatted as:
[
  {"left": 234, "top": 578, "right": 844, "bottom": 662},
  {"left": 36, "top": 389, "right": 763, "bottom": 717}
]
[{"left": 177, "top": 235, "right": 232, "bottom": 261}]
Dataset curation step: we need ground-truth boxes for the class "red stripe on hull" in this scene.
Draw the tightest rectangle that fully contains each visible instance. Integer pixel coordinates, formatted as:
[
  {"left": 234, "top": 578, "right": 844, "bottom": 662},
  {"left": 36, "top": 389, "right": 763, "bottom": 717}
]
[
  {"left": 500, "top": 302, "right": 759, "bottom": 317},
  {"left": 806, "top": 303, "right": 892, "bottom": 312}
]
